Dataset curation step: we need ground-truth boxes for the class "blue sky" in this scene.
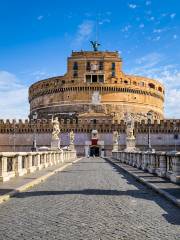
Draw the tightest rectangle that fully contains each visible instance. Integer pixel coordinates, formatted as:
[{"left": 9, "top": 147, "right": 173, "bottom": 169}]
[{"left": 0, "top": 0, "right": 180, "bottom": 119}]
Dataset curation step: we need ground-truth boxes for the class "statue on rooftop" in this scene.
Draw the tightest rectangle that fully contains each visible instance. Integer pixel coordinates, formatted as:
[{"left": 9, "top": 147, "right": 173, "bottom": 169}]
[{"left": 90, "top": 41, "right": 100, "bottom": 51}]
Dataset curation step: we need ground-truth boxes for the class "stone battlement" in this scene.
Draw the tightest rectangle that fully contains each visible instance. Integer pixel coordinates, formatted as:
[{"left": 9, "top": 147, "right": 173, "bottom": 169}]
[{"left": 0, "top": 119, "right": 179, "bottom": 134}]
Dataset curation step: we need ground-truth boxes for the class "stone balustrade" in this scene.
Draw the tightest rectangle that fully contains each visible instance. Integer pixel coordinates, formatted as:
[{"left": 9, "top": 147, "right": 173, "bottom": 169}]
[
  {"left": 0, "top": 150, "right": 77, "bottom": 182},
  {"left": 112, "top": 151, "right": 180, "bottom": 183}
]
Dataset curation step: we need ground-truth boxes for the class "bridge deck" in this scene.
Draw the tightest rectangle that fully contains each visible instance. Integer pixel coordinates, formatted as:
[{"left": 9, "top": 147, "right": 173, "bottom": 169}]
[{"left": 0, "top": 157, "right": 180, "bottom": 240}]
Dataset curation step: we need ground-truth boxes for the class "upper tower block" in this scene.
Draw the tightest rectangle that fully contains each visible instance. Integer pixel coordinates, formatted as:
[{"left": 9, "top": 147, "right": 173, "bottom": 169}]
[{"left": 66, "top": 50, "right": 123, "bottom": 84}]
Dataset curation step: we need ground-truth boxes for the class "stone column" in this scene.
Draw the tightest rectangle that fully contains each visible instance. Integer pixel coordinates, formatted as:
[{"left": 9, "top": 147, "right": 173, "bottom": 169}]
[
  {"left": 0, "top": 156, "right": 8, "bottom": 182},
  {"left": 132, "top": 153, "right": 137, "bottom": 167},
  {"left": 36, "top": 154, "right": 41, "bottom": 170},
  {"left": 157, "top": 152, "right": 167, "bottom": 177},
  {"left": 170, "top": 153, "right": 180, "bottom": 183},
  {"left": 0, "top": 154, "right": 16, "bottom": 182},
  {"left": 148, "top": 153, "right": 156, "bottom": 173},
  {"left": 15, "top": 154, "right": 24, "bottom": 177},
  {"left": 141, "top": 153, "right": 147, "bottom": 170}
]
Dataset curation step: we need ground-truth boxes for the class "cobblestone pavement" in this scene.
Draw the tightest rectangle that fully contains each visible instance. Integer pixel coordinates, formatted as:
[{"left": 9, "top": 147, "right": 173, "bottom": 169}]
[{"left": 0, "top": 157, "right": 180, "bottom": 240}]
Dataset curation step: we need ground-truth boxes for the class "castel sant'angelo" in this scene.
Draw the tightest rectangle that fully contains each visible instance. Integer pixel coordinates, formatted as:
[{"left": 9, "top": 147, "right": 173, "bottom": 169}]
[
  {"left": 29, "top": 42, "right": 164, "bottom": 121},
  {"left": 0, "top": 42, "right": 179, "bottom": 156}
]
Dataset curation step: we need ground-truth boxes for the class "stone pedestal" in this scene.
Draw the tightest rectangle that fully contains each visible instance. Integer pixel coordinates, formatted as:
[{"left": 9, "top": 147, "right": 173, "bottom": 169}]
[
  {"left": 170, "top": 153, "right": 180, "bottom": 183},
  {"left": 69, "top": 144, "right": 75, "bottom": 151},
  {"left": 112, "top": 144, "right": 118, "bottom": 152},
  {"left": 157, "top": 152, "right": 167, "bottom": 177},
  {"left": 51, "top": 139, "right": 60, "bottom": 150},
  {"left": 124, "top": 138, "right": 137, "bottom": 152}
]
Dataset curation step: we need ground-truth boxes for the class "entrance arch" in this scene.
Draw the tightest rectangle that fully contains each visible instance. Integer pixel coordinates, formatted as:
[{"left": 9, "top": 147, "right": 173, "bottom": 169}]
[{"left": 90, "top": 146, "right": 100, "bottom": 157}]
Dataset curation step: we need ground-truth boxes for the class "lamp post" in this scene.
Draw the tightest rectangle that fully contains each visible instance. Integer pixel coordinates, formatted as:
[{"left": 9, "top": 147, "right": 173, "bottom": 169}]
[
  {"left": 31, "top": 112, "right": 38, "bottom": 152},
  {"left": 13, "top": 122, "right": 17, "bottom": 152},
  {"left": 173, "top": 121, "right": 178, "bottom": 152},
  {"left": 147, "top": 111, "right": 152, "bottom": 151}
]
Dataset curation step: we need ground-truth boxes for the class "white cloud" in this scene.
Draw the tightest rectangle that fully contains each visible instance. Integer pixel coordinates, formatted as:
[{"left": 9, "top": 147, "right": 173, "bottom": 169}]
[
  {"left": 146, "top": 1, "right": 151, "bottom": 5},
  {"left": 99, "top": 18, "right": 111, "bottom": 25},
  {"left": 37, "top": 15, "right": 44, "bottom": 21},
  {"left": 139, "top": 24, "right": 144, "bottom": 28},
  {"left": 173, "top": 34, "right": 178, "bottom": 39},
  {"left": 128, "top": 53, "right": 180, "bottom": 118},
  {"left": 161, "top": 13, "right": 168, "bottom": 17},
  {"left": 150, "top": 16, "right": 155, "bottom": 21},
  {"left": 153, "top": 36, "right": 161, "bottom": 41},
  {"left": 170, "top": 13, "right": 176, "bottom": 19},
  {"left": 153, "top": 29, "right": 164, "bottom": 33},
  {"left": 121, "top": 25, "right": 131, "bottom": 32},
  {"left": 0, "top": 71, "right": 28, "bottom": 119},
  {"left": 136, "top": 17, "right": 140, "bottom": 21},
  {"left": 128, "top": 4, "right": 137, "bottom": 9},
  {"left": 31, "top": 70, "right": 52, "bottom": 81},
  {"left": 75, "top": 20, "right": 94, "bottom": 45},
  {"left": 146, "top": 10, "right": 152, "bottom": 15},
  {"left": 106, "top": 11, "right": 112, "bottom": 15},
  {"left": 135, "top": 52, "right": 162, "bottom": 67}
]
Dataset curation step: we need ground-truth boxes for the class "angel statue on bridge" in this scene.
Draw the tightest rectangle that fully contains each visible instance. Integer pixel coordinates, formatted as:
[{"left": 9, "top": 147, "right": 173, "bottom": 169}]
[
  {"left": 113, "top": 131, "right": 119, "bottom": 145},
  {"left": 70, "top": 130, "right": 75, "bottom": 145},
  {"left": 124, "top": 112, "right": 135, "bottom": 140},
  {"left": 51, "top": 116, "right": 60, "bottom": 140}
]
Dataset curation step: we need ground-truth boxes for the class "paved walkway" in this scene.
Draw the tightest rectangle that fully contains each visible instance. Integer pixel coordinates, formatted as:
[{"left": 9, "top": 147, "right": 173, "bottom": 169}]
[
  {"left": 0, "top": 162, "right": 71, "bottom": 196},
  {"left": 0, "top": 157, "right": 180, "bottom": 240},
  {"left": 107, "top": 158, "right": 180, "bottom": 206}
]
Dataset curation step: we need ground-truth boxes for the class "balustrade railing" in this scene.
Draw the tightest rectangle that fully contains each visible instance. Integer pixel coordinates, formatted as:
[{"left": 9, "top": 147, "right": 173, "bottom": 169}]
[
  {"left": 112, "top": 150, "right": 180, "bottom": 183},
  {"left": 0, "top": 150, "right": 76, "bottom": 182}
]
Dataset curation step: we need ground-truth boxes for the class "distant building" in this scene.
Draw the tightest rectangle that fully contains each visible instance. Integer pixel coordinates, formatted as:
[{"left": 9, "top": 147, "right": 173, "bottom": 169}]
[
  {"left": 1, "top": 44, "right": 179, "bottom": 156},
  {"left": 29, "top": 48, "right": 164, "bottom": 122}
]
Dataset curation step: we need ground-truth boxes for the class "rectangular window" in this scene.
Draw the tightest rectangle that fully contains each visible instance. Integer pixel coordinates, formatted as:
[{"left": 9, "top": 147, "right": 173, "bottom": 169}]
[
  {"left": 73, "top": 62, "right": 78, "bottom": 70},
  {"left": 86, "top": 61, "right": 91, "bottom": 71},
  {"left": 112, "top": 62, "right": 115, "bottom": 70},
  {"left": 86, "top": 75, "right": 91, "bottom": 83},
  {"left": 112, "top": 71, "right": 115, "bottom": 77},
  {"left": 98, "top": 75, "right": 104, "bottom": 83},
  {"left": 73, "top": 71, "right": 78, "bottom": 78},
  {"left": 99, "top": 61, "right": 104, "bottom": 71},
  {"left": 92, "top": 75, "right": 98, "bottom": 83}
]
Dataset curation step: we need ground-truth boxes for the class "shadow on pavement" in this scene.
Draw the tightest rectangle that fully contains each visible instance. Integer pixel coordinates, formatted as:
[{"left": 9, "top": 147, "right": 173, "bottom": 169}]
[
  {"left": 13, "top": 157, "right": 180, "bottom": 226},
  {"left": 104, "top": 158, "right": 180, "bottom": 225},
  {"left": 0, "top": 189, "right": 14, "bottom": 195}
]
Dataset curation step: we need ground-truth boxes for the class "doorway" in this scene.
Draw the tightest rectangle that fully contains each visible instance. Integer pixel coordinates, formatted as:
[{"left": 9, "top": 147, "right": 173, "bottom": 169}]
[{"left": 90, "top": 146, "right": 100, "bottom": 156}]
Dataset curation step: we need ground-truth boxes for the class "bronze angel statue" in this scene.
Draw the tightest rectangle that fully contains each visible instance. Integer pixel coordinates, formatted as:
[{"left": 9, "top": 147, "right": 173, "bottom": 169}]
[{"left": 90, "top": 41, "right": 100, "bottom": 51}]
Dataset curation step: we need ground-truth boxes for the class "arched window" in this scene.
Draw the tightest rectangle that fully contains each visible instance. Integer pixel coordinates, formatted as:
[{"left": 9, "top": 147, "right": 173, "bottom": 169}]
[
  {"left": 148, "top": 83, "right": 155, "bottom": 89},
  {"left": 158, "top": 86, "right": 162, "bottom": 92}
]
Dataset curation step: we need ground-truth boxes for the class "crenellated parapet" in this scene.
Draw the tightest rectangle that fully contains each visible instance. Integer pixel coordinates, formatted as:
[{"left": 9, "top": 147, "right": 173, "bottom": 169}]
[{"left": 0, "top": 118, "right": 179, "bottom": 134}]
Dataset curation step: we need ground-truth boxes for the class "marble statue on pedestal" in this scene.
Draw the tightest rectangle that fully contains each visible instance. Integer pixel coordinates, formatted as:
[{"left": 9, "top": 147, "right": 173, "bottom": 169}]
[
  {"left": 112, "top": 131, "right": 119, "bottom": 151},
  {"left": 51, "top": 116, "right": 60, "bottom": 150},
  {"left": 124, "top": 113, "right": 137, "bottom": 151},
  {"left": 69, "top": 130, "right": 75, "bottom": 150}
]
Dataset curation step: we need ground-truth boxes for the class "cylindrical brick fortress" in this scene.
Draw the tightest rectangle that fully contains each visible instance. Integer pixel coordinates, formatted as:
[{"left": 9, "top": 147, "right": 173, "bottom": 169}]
[{"left": 29, "top": 51, "right": 164, "bottom": 120}]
